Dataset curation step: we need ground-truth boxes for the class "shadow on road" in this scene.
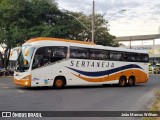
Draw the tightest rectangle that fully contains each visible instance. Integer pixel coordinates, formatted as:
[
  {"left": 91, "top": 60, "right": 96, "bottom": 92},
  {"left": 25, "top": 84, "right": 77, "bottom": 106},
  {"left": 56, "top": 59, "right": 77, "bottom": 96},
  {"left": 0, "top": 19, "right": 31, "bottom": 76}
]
[{"left": 15, "top": 84, "right": 145, "bottom": 91}]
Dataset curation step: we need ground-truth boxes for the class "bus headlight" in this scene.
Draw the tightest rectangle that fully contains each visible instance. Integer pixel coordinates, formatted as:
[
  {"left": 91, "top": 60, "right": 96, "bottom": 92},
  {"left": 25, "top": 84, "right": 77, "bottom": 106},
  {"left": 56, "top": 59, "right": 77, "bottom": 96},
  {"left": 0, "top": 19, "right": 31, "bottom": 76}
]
[{"left": 25, "top": 81, "right": 29, "bottom": 85}]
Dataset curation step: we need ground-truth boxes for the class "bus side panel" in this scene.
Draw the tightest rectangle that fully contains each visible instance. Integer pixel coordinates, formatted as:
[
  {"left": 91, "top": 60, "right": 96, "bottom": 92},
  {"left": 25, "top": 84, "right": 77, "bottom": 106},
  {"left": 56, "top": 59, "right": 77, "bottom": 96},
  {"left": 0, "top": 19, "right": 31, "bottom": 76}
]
[
  {"left": 51, "top": 60, "right": 98, "bottom": 86},
  {"left": 30, "top": 59, "right": 148, "bottom": 87},
  {"left": 135, "top": 63, "right": 148, "bottom": 83},
  {"left": 31, "top": 65, "right": 53, "bottom": 86},
  {"left": 63, "top": 59, "right": 120, "bottom": 85},
  {"left": 63, "top": 59, "right": 148, "bottom": 85}
]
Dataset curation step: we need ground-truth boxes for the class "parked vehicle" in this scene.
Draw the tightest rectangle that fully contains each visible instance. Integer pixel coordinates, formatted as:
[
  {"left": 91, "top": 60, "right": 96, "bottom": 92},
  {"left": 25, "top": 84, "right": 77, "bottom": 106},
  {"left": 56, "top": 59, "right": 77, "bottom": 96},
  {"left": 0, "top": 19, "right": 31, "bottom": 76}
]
[
  {"left": 149, "top": 65, "right": 160, "bottom": 74},
  {"left": 0, "top": 68, "right": 14, "bottom": 76}
]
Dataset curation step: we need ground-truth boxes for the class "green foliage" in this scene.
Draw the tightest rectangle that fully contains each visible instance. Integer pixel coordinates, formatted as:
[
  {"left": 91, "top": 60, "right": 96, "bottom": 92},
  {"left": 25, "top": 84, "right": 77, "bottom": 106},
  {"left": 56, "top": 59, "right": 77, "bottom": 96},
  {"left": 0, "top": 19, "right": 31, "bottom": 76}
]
[
  {"left": 0, "top": 0, "right": 59, "bottom": 46},
  {"left": 0, "top": 0, "right": 118, "bottom": 47},
  {"left": 142, "top": 89, "right": 160, "bottom": 120},
  {"left": 64, "top": 11, "right": 118, "bottom": 46}
]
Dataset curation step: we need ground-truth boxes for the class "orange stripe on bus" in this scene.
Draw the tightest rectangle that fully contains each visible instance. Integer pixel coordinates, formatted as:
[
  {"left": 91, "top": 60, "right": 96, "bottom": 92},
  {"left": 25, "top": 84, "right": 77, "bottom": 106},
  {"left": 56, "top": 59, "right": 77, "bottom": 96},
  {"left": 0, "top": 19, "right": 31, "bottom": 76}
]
[
  {"left": 72, "top": 69, "right": 148, "bottom": 83},
  {"left": 25, "top": 37, "right": 96, "bottom": 45}
]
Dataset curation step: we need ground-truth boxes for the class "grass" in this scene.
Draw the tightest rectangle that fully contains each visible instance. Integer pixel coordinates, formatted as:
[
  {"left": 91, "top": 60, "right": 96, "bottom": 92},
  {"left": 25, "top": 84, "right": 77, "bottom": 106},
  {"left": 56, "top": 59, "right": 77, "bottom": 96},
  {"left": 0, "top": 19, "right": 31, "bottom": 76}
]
[{"left": 143, "top": 89, "right": 160, "bottom": 120}]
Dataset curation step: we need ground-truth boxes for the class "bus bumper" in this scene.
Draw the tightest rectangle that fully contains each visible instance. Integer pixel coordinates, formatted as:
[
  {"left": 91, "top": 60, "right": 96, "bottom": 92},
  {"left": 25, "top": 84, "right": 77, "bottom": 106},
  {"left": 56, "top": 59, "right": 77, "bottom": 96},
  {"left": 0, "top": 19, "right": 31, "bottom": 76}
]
[{"left": 14, "top": 75, "right": 31, "bottom": 87}]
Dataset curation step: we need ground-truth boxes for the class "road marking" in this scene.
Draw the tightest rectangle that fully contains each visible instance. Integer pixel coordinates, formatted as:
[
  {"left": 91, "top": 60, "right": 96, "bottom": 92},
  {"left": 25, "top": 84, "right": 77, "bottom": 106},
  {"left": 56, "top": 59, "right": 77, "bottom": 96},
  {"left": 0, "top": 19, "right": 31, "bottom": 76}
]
[
  {"left": 17, "top": 90, "right": 25, "bottom": 93},
  {"left": 2, "top": 87, "right": 10, "bottom": 89}
]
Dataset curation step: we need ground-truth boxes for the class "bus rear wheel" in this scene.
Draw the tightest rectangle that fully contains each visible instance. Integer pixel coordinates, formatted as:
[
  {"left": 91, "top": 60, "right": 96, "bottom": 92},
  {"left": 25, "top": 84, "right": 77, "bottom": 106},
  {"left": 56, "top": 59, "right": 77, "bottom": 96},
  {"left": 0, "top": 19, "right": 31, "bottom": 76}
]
[
  {"left": 119, "top": 76, "right": 127, "bottom": 87},
  {"left": 53, "top": 77, "right": 65, "bottom": 89},
  {"left": 128, "top": 77, "right": 135, "bottom": 86}
]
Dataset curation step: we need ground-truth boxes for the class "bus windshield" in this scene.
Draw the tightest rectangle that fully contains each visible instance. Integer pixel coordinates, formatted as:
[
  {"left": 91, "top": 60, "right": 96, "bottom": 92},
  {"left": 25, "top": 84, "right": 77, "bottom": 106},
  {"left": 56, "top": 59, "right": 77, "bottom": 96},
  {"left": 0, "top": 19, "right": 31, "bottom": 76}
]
[{"left": 16, "top": 46, "right": 35, "bottom": 72}]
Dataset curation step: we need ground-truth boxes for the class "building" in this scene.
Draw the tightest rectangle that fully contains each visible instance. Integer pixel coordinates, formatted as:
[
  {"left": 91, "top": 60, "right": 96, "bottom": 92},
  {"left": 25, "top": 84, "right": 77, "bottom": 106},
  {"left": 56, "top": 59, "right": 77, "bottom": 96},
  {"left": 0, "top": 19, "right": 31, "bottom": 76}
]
[{"left": 114, "top": 34, "right": 160, "bottom": 65}]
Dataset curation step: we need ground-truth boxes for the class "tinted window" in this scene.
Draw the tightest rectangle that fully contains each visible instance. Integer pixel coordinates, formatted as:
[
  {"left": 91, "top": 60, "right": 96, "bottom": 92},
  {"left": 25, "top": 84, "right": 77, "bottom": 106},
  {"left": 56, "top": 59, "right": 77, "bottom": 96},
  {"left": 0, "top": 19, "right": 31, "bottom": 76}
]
[
  {"left": 121, "top": 53, "right": 127, "bottom": 61},
  {"left": 110, "top": 51, "right": 122, "bottom": 60},
  {"left": 32, "top": 46, "right": 67, "bottom": 69},
  {"left": 126, "top": 53, "right": 136, "bottom": 62},
  {"left": 70, "top": 47, "right": 89, "bottom": 59},
  {"left": 90, "top": 49, "right": 109, "bottom": 60},
  {"left": 141, "top": 54, "right": 149, "bottom": 62},
  {"left": 126, "top": 53, "right": 149, "bottom": 62}
]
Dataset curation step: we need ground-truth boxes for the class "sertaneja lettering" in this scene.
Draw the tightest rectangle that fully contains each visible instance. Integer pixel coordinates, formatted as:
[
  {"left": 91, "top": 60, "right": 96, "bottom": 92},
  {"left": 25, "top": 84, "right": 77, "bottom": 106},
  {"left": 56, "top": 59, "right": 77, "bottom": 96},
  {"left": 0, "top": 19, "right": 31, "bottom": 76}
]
[{"left": 70, "top": 60, "right": 114, "bottom": 68}]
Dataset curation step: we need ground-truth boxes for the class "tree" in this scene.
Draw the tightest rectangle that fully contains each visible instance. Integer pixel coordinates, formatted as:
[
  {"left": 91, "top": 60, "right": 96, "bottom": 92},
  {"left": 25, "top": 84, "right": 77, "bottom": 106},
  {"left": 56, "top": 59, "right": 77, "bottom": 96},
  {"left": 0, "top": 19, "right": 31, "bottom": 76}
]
[
  {"left": 0, "top": 0, "right": 118, "bottom": 47},
  {"left": 63, "top": 11, "right": 118, "bottom": 46},
  {"left": 0, "top": 0, "right": 60, "bottom": 68},
  {"left": 0, "top": 0, "right": 59, "bottom": 47}
]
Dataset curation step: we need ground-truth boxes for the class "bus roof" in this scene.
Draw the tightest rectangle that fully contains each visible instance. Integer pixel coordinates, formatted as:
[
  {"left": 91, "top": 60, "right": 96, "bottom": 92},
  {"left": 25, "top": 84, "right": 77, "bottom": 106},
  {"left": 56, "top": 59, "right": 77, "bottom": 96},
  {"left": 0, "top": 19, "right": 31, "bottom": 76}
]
[
  {"left": 25, "top": 37, "right": 95, "bottom": 45},
  {"left": 24, "top": 37, "right": 148, "bottom": 54}
]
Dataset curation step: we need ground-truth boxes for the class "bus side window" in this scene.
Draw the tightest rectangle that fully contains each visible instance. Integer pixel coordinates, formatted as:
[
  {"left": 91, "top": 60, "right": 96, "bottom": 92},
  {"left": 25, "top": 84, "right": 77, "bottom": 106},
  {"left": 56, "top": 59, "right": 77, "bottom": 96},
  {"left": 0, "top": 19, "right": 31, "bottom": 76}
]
[
  {"left": 70, "top": 52, "right": 76, "bottom": 58},
  {"left": 90, "top": 49, "right": 97, "bottom": 60},
  {"left": 126, "top": 53, "right": 136, "bottom": 62},
  {"left": 90, "top": 49, "right": 109, "bottom": 60},
  {"left": 79, "top": 49, "right": 89, "bottom": 59},
  {"left": 70, "top": 47, "right": 77, "bottom": 59},
  {"left": 110, "top": 51, "right": 122, "bottom": 61},
  {"left": 98, "top": 53, "right": 104, "bottom": 59},
  {"left": 129, "top": 56, "right": 135, "bottom": 61},
  {"left": 32, "top": 46, "right": 67, "bottom": 69},
  {"left": 90, "top": 52, "right": 95, "bottom": 59},
  {"left": 141, "top": 54, "right": 149, "bottom": 62},
  {"left": 51, "top": 47, "right": 67, "bottom": 62},
  {"left": 103, "top": 51, "right": 109, "bottom": 60},
  {"left": 110, "top": 52, "right": 114, "bottom": 60},
  {"left": 32, "top": 55, "right": 39, "bottom": 69},
  {"left": 70, "top": 47, "right": 89, "bottom": 59},
  {"left": 42, "top": 48, "right": 51, "bottom": 65},
  {"left": 122, "top": 53, "right": 127, "bottom": 61},
  {"left": 32, "top": 48, "right": 45, "bottom": 69},
  {"left": 135, "top": 54, "right": 141, "bottom": 62},
  {"left": 116, "top": 53, "right": 122, "bottom": 60}
]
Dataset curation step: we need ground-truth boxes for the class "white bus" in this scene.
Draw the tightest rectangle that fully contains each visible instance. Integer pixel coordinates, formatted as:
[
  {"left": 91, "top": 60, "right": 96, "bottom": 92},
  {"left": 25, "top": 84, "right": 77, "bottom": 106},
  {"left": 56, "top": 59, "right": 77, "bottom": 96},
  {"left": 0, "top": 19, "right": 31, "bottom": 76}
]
[{"left": 14, "top": 37, "right": 149, "bottom": 88}]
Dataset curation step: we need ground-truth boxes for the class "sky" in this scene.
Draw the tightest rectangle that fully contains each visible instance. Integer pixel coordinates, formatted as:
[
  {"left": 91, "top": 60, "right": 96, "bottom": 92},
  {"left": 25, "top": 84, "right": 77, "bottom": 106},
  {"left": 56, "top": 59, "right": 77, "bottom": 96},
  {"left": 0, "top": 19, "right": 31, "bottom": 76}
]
[{"left": 56, "top": 0, "right": 160, "bottom": 37}]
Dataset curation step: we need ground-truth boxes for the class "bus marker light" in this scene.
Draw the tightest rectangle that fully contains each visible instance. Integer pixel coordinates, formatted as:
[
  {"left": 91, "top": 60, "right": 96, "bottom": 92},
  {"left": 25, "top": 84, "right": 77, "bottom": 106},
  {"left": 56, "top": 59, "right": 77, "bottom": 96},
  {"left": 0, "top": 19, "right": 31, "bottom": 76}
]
[{"left": 25, "top": 49, "right": 29, "bottom": 56}]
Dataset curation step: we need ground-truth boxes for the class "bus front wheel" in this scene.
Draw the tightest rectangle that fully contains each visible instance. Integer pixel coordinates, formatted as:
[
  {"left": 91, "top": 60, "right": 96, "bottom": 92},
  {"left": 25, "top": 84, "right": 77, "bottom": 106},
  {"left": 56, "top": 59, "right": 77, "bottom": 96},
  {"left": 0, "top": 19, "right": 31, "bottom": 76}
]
[
  {"left": 53, "top": 77, "right": 65, "bottom": 89},
  {"left": 118, "top": 76, "right": 127, "bottom": 87}
]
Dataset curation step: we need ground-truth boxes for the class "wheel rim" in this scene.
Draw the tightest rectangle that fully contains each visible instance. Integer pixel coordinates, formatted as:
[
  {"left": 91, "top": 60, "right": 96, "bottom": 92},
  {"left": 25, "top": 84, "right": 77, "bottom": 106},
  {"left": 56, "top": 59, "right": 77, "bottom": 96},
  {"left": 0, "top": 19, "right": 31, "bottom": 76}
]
[
  {"left": 119, "top": 79, "right": 125, "bottom": 86},
  {"left": 55, "top": 80, "right": 63, "bottom": 87},
  {"left": 128, "top": 79, "right": 134, "bottom": 86}
]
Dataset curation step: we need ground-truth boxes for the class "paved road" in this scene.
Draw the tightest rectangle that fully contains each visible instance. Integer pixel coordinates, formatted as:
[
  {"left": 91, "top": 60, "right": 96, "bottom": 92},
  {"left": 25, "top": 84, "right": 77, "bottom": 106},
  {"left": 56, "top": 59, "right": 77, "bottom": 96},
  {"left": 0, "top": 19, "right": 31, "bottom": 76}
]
[{"left": 0, "top": 75, "right": 160, "bottom": 120}]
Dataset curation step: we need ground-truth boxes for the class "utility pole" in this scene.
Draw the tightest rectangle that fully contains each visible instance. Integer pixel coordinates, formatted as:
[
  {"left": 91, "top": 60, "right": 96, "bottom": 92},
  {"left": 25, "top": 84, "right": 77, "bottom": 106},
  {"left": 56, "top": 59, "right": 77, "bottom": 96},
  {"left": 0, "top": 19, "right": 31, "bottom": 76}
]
[
  {"left": 63, "top": 1, "right": 125, "bottom": 44},
  {"left": 129, "top": 36, "right": 132, "bottom": 49},
  {"left": 91, "top": 0, "right": 95, "bottom": 43}
]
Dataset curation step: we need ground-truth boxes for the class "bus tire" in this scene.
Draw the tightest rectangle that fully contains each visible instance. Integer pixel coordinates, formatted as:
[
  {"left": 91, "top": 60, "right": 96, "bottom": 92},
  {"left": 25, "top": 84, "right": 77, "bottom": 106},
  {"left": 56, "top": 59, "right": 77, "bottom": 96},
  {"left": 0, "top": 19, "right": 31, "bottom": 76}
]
[
  {"left": 118, "top": 76, "right": 127, "bottom": 87},
  {"left": 128, "top": 76, "right": 135, "bottom": 86},
  {"left": 53, "top": 77, "right": 66, "bottom": 89}
]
